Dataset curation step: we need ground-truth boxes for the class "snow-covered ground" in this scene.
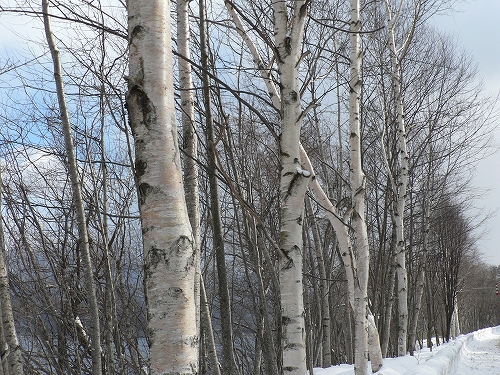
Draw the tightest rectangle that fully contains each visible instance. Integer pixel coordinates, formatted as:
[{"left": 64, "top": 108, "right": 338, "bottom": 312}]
[{"left": 310, "top": 326, "right": 500, "bottom": 375}]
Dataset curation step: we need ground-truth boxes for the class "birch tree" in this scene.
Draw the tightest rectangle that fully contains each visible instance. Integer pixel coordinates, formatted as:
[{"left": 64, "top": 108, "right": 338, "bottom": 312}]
[
  {"left": 268, "top": 2, "right": 311, "bottom": 374},
  {"left": 224, "top": 2, "right": 382, "bottom": 371},
  {"left": 0, "top": 165, "right": 23, "bottom": 375},
  {"left": 176, "top": 0, "right": 221, "bottom": 373},
  {"left": 126, "top": 0, "right": 198, "bottom": 373},
  {"left": 382, "top": 0, "right": 415, "bottom": 355},
  {"left": 348, "top": 0, "right": 371, "bottom": 373},
  {"left": 225, "top": 1, "right": 311, "bottom": 372}
]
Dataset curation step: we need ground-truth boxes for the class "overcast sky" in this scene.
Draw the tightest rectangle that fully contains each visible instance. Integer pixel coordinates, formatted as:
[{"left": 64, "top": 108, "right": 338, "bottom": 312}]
[{"left": 433, "top": 0, "right": 500, "bottom": 266}]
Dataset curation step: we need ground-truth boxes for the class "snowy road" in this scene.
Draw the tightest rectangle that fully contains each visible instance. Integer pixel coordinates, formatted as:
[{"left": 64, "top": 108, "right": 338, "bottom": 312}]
[
  {"left": 454, "top": 326, "right": 500, "bottom": 375},
  {"left": 312, "top": 325, "right": 500, "bottom": 375}
]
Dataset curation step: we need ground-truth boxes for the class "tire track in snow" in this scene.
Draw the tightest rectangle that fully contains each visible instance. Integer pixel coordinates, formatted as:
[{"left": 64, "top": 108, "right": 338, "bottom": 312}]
[{"left": 454, "top": 326, "right": 500, "bottom": 374}]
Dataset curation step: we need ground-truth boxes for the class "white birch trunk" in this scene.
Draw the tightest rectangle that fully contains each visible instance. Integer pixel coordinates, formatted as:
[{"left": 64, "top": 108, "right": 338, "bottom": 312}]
[
  {"left": 126, "top": 0, "right": 198, "bottom": 373},
  {"left": 349, "top": 1, "right": 369, "bottom": 374},
  {"left": 42, "top": 2, "right": 102, "bottom": 373},
  {"left": 0, "top": 168, "right": 23, "bottom": 375},
  {"left": 177, "top": 0, "right": 201, "bottom": 335},
  {"left": 227, "top": 3, "right": 383, "bottom": 371},
  {"left": 450, "top": 298, "right": 460, "bottom": 339},
  {"left": 273, "top": 2, "right": 309, "bottom": 374},
  {"left": 384, "top": 0, "right": 417, "bottom": 356}
]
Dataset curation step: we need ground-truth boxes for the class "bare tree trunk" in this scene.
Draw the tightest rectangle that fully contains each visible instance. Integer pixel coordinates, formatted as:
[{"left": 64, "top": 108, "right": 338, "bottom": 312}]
[
  {"left": 226, "top": 1, "right": 311, "bottom": 373},
  {"left": 225, "top": 3, "right": 382, "bottom": 372},
  {"left": 380, "top": 246, "right": 397, "bottom": 358},
  {"left": 126, "top": 0, "right": 198, "bottom": 372},
  {"left": 408, "top": 268, "right": 424, "bottom": 354},
  {"left": 0, "top": 303, "right": 7, "bottom": 375},
  {"left": 200, "top": 278, "right": 221, "bottom": 375},
  {"left": 199, "top": 1, "right": 238, "bottom": 374},
  {"left": 42, "top": 2, "right": 102, "bottom": 374},
  {"left": 0, "top": 169, "right": 22, "bottom": 375},
  {"left": 177, "top": 1, "right": 216, "bottom": 373},
  {"left": 177, "top": 0, "right": 201, "bottom": 337},
  {"left": 306, "top": 197, "right": 331, "bottom": 368},
  {"left": 349, "top": 1, "right": 369, "bottom": 374},
  {"left": 384, "top": 0, "right": 419, "bottom": 356},
  {"left": 273, "top": 2, "right": 310, "bottom": 374}
]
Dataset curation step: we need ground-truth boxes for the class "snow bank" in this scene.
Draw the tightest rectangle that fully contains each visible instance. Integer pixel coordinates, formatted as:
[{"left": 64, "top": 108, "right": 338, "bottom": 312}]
[
  {"left": 399, "top": 335, "right": 469, "bottom": 375},
  {"left": 400, "top": 327, "right": 499, "bottom": 375},
  {"left": 310, "top": 326, "right": 500, "bottom": 375}
]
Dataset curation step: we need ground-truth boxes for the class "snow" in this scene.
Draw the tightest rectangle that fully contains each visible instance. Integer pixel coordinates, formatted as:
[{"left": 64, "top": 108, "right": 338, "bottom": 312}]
[{"left": 309, "top": 326, "right": 500, "bottom": 375}]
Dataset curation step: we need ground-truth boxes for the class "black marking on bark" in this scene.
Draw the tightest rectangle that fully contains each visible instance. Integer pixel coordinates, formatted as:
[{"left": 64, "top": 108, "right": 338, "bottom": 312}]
[
  {"left": 137, "top": 182, "right": 152, "bottom": 206},
  {"left": 284, "top": 343, "right": 303, "bottom": 349},
  {"left": 135, "top": 158, "right": 147, "bottom": 179},
  {"left": 284, "top": 172, "right": 301, "bottom": 200},
  {"left": 148, "top": 245, "right": 167, "bottom": 270},
  {"left": 284, "top": 367, "right": 300, "bottom": 372},
  {"left": 128, "top": 85, "right": 157, "bottom": 131},
  {"left": 299, "top": 3, "right": 308, "bottom": 18},
  {"left": 147, "top": 327, "right": 154, "bottom": 347},
  {"left": 285, "top": 37, "right": 292, "bottom": 55},
  {"left": 296, "top": 215, "right": 302, "bottom": 225},
  {"left": 283, "top": 256, "right": 294, "bottom": 269},
  {"left": 131, "top": 25, "right": 145, "bottom": 39},
  {"left": 282, "top": 316, "right": 291, "bottom": 326},
  {"left": 293, "top": 157, "right": 299, "bottom": 164},
  {"left": 184, "top": 335, "right": 199, "bottom": 348},
  {"left": 167, "top": 287, "right": 183, "bottom": 298},
  {"left": 290, "top": 90, "right": 297, "bottom": 102}
]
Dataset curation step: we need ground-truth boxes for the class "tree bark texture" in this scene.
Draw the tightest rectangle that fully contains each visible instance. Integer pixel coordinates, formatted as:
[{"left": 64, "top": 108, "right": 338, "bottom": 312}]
[
  {"left": 384, "top": 0, "right": 415, "bottom": 356},
  {"left": 42, "top": 1, "right": 102, "bottom": 374},
  {"left": 0, "top": 169, "right": 23, "bottom": 375},
  {"left": 349, "top": 1, "right": 369, "bottom": 374},
  {"left": 177, "top": 0, "right": 201, "bottom": 338},
  {"left": 126, "top": 0, "right": 198, "bottom": 373},
  {"left": 272, "top": 2, "right": 310, "bottom": 374},
  {"left": 306, "top": 197, "right": 331, "bottom": 368}
]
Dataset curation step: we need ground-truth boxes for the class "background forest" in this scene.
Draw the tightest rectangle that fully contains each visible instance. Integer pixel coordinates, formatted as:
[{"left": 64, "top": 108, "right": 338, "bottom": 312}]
[{"left": 1, "top": 0, "right": 500, "bottom": 374}]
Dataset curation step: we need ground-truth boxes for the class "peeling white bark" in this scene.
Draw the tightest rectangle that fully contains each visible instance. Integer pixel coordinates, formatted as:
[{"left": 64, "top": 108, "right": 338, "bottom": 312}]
[{"left": 126, "top": 0, "right": 198, "bottom": 373}]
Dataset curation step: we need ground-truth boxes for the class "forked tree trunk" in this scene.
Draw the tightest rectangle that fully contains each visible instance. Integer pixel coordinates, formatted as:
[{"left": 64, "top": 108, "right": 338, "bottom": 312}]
[
  {"left": 226, "top": 3, "right": 383, "bottom": 372},
  {"left": 0, "top": 169, "right": 23, "bottom": 375},
  {"left": 384, "top": 0, "right": 418, "bottom": 355},
  {"left": 126, "top": 0, "right": 198, "bottom": 373},
  {"left": 42, "top": 1, "right": 102, "bottom": 374}
]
